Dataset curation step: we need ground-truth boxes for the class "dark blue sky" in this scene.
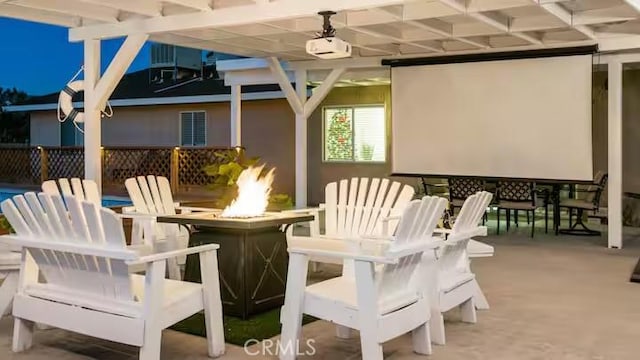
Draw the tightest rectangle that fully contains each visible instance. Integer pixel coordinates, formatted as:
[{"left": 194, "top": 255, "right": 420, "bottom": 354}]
[{"left": 0, "top": 18, "right": 151, "bottom": 96}]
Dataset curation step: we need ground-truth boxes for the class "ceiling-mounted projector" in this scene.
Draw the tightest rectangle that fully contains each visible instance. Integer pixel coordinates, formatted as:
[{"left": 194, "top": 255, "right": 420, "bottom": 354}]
[{"left": 306, "top": 11, "right": 352, "bottom": 59}]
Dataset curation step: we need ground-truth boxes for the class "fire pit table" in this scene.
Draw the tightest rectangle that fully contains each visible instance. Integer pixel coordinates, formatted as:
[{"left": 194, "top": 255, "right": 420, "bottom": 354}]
[{"left": 157, "top": 211, "right": 314, "bottom": 319}]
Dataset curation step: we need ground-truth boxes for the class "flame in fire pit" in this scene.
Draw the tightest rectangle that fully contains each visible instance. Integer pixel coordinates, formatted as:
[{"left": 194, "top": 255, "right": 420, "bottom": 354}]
[{"left": 221, "top": 165, "right": 275, "bottom": 218}]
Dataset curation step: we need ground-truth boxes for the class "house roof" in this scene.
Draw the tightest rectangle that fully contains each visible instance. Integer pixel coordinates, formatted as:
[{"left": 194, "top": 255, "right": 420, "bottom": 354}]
[{"left": 4, "top": 68, "right": 289, "bottom": 112}]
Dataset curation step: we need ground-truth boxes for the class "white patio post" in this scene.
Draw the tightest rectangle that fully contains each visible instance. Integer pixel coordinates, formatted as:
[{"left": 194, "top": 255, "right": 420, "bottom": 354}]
[
  {"left": 268, "top": 57, "right": 345, "bottom": 208},
  {"left": 608, "top": 60, "right": 623, "bottom": 249},
  {"left": 80, "top": 34, "right": 148, "bottom": 193},
  {"left": 295, "top": 70, "right": 308, "bottom": 207},
  {"left": 230, "top": 85, "right": 242, "bottom": 147},
  {"left": 83, "top": 39, "right": 102, "bottom": 191}
]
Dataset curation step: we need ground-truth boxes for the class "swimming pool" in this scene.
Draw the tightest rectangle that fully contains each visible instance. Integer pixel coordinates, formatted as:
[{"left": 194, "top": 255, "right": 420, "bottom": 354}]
[{"left": 0, "top": 188, "right": 131, "bottom": 210}]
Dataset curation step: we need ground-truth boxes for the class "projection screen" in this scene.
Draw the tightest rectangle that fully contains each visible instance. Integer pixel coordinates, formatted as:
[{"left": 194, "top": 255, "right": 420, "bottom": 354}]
[{"left": 391, "top": 54, "right": 593, "bottom": 181}]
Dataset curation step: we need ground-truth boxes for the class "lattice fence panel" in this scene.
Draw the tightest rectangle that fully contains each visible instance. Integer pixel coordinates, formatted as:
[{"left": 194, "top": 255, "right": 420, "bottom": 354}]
[
  {"left": 46, "top": 147, "right": 84, "bottom": 180},
  {"left": 103, "top": 148, "right": 172, "bottom": 187},
  {"left": 178, "top": 148, "right": 236, "bottom": 186},
  {"left": 0, "top": 147, "right": 39, "bottom": 184}
]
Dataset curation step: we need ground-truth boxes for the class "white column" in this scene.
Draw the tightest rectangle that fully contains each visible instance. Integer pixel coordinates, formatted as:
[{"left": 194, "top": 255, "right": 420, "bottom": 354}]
[
  {"left": 230, "top": 85, "right": 242, "bottom": 147},
  {"left": 295, "top": 69, "right": 308, "bottom": 208},
  {"left": 83, "top": 39, "right": 102, "bottom": 193},
  {"left": 608, "top": 60, "right": 623, "bottom": 249}
]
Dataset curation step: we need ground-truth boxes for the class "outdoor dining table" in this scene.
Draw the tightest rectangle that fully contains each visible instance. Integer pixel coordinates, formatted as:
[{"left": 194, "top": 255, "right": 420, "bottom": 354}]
[{"left": 420, "top": 176, "right": 596, "bottom": 235}]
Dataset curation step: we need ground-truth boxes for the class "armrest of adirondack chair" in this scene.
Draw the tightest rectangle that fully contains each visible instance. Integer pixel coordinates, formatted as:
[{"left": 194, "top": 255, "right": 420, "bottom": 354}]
[
  {"left": 176, "top": 206, "right": 217, "bottom": 213},
  {"left": 117, "top": 213, "right": 158, "bottom": 221},
  {"left": 442, "top": 227, "right": 488, "bottom": 244},
  {"left": 126, "top": 243, "right": 220, "bottom": 265},
  {"left": 288, "top": 237, "right": 443, "bottom": 264},
  {"left": 282, "top": 207, "right": 324, "bottom": 237},
  {"left": 0, "top": 235, "right": 139, "bottom": 261}
]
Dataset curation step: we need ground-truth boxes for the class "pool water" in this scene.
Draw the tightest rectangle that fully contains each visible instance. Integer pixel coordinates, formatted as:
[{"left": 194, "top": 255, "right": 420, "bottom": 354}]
[{"left": 0, "top": 188, "right": 131, "bottom": 210}]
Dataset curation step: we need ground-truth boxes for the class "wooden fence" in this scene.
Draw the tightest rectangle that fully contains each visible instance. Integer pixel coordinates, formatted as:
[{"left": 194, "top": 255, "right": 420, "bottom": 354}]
[{"left": 0, "top": 146, "right": 237, "bottom": 194}]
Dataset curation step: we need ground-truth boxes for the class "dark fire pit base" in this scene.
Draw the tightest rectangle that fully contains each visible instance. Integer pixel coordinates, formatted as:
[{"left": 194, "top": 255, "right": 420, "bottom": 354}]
[{"left": 184, "top": 226, "right": 289, "bottom": 319}]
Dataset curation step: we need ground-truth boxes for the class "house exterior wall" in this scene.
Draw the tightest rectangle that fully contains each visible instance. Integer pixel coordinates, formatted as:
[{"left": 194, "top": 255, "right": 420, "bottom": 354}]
[
  {"left": 30, "top": 113, "right": 61, "bottom": 146},
  {"left": 28, "top": 99, "right": 296, "bottom": 196},
  {"left": 306, "top": 85, "right": 415, "bottom": 205},
  {"left": 26, "top": 79, "right": 624, "bottom": 206}
]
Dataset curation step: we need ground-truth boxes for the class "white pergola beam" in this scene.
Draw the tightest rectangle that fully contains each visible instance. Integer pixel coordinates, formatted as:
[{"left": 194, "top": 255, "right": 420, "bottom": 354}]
[
  {"left": 437, "top": 0, "right": 542, "bottom": 45},
  {"left": 224, "top": 69, "right": 294, "bottom": 86},
  {"left": 572, "top": 5, "right": 637, "bottom": 26},
  {"left": 163, "top": 0, "right": 212, "bottom": 11},
  {"left": 267, "top": 57, "right": 303, "bottom": 115},
  {"left": 12, "top": 0, "right": 120, "bottom": 23},
  {"left": 94, "top": 34, "right": 149, "bottom": 109},
  {"left": 83, "top": 39, "right": 102, "bottom": 191},
  {"left": 69, "top": 0, "right": 407, "bottom": 41},
  {"left": 540, "top": 3, "right": 597, "bottom": 39},
  {"left": 348, "top": 26, "right": 444, "bottom": 53},
  {"left": 77, "top": 0, "right": 162, "bottom": 17},
  {"left": 295, "top": 69, "right": 308, "bottom": 207},
  {"left": 598, "top": 35, "right": 640, "bottom": 51},
  {"left": 230, "top": 85, "right": 241, "bottom": 147},
  {"left": 304, "top": 68, "right": 346, "bottom": 118},
  {"left": 0, "top": 4, "right": 80, "bottom": 27},
  {"left": 623, "top": 0, "right": 640, "bottom": 13}
]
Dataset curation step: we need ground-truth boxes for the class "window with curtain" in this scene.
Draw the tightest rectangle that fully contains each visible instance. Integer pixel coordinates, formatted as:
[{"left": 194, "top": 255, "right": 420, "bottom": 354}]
[
  {"left": 323, "top": 105, "right": 386, "bottom": 162},
  {"left": 180, "top": 111, "right": 206, "bottom": 146}
]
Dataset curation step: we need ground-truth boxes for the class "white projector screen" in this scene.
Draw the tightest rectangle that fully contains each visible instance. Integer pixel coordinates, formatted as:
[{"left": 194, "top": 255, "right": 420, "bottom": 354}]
[{"left": 391, "top": 54, "right": 593, "bottom": 181}]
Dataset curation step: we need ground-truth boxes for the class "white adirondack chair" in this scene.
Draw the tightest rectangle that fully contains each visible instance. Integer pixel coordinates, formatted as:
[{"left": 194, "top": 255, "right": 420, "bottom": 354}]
[
  {"left": 0, "top": 192, "right": 225, "bottom": 359},
  {"left": 0, "top": 244, "right": 20, "bottom": 317},
  {"left": 42, "top": 177, "right": 159, "bottom": 272},
  {"left": 430, "top": 191, "right": 493, "bottom": 345},
  {"left": 125, "top": 175, "right": 208, "bottom": 280},
  {"left": 286, "top": 177, "right": 414, "bottom": 273},
  {"left": 42, "top": 177, "right": 101, "bottom": 205},
  {"left": 280, "top": 196, "right": 447, "bottom": 360}
]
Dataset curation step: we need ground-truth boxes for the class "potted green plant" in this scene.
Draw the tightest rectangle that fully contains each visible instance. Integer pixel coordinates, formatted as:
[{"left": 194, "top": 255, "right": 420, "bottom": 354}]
[{"left": 360, "top": 143, "right": 374, "bottom": 161}]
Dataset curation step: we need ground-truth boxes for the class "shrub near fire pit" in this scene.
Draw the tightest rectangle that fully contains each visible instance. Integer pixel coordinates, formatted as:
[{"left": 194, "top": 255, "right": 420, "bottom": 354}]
[
  {"left": 203, "top": 149, "right": 293, "bottom": 211},
  {"left": 0, "top": 215, "right": 12, "bottom": 235}
]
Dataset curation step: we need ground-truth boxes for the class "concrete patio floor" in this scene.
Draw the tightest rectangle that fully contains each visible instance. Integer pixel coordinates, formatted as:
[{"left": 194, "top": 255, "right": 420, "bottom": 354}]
[{"left": 1, "top": 222, "right": 640, "bottom": 359}]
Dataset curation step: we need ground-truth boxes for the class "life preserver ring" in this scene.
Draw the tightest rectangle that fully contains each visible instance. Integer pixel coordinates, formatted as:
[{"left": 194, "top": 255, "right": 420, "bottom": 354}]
[
  {"left": 57, "top": 80, "right": 113, "bottom": 124},
  {"left": 58, "top": 80, "right": 85, "bottom": 123}
]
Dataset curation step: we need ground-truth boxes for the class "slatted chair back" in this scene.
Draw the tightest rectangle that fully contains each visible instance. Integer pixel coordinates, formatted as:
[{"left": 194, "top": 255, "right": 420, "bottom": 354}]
[
  {"left": 324, "top": 178, "right": 414, "bottom": 238},
  {"left": 451, "top": 191, "right": 493, "bottom": 233},
  {"left": 448, "top": 178, "right": 485, "bottom": 203},
  {"left": 375, "top": 196, "right": 447, "bottom": 304},
  {"left": 125, "top": 175, "right": 181, "bottom": 239},
  {"left": 1, "top": 193, "right": 137, "bottom": 314},
  {"left": 439, "top": 192, "right": 493, "bottom": 275},
  {"left": 497, "top": 180, "right": 536, "bottom": 204},
  {"left": 585, "top": 172, "right": 608, "bottom": 206},
  {"left": 42, "top": 178, "right": 101, "bottom": 206},
  {"left": 125, "top": 175, "right": 176, "bottom": 216}
]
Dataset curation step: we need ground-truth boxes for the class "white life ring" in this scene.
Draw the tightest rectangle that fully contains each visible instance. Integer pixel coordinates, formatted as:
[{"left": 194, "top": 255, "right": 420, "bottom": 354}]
[
  {"left": 58, "top": 80, "right": 112, "bottom": 124},
  {"left": 58, "top": 80, "right": 84, "bottom": 123}
]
